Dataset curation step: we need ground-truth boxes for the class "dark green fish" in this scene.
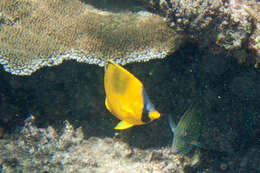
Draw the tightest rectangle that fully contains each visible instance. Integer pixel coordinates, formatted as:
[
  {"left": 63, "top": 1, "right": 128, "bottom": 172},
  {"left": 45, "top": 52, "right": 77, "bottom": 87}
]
[{"left": 168, "top": 104, "right": 204, "bottom": 154}]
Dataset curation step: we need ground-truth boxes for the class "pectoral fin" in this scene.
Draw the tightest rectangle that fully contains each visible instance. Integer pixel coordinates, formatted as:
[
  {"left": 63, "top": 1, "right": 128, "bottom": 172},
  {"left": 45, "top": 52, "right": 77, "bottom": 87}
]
[
  {"left": 114, "top": 120, "right": 134, "bottom": 130},
  {"left": 168, "top": 114, "right": 176, "bottom": 133}
]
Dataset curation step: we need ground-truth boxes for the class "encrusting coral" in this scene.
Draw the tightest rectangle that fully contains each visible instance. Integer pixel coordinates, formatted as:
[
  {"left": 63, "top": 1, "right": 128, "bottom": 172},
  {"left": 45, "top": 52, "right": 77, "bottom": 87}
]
[
  {"left": 144, "top": 0, "right": 259, "bottom": 66},
  {"left": 154, "top": 0, "right": 253, "bottom": 49},
  {"left": 0, "top": 0, "right": 181, "bottom": 75}
]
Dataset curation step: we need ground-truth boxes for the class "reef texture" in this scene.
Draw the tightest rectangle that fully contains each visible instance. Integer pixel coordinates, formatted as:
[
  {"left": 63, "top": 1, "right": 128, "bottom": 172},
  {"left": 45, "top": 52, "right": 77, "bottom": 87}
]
[
  {"left": 243, "top": 2, "right": 260, "bottom": 67},
  {"left": 1, "top": 116, "right": 259, "bottom": 173},
  {"left": 145, "top": 0, "right": 259, "bottom": 66},
  {"left": 0, "top": 0, "right": 259, "bottom": 75},
  {"left": 0, "top": 38, "right": 259, "bottom": 172},
  {"left": 0, "top": 116, "right": 191, "bottom": 173},
  {"left": 0, "top": 0, "right": 181, "bottom": 75}
]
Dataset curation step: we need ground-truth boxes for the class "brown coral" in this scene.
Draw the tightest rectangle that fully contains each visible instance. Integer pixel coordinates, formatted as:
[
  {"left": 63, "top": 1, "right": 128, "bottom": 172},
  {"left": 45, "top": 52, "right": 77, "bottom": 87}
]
[{"left": 0, "top": 0, "right": 182, "bottom": 75}]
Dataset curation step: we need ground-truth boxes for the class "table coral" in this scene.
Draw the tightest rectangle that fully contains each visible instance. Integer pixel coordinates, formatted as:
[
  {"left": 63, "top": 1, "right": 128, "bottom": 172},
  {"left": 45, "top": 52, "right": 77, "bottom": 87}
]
[
  {"left": 0, "top": 0, "right": 259, "bottom": 75},
  {"left": 0, "top": 0, "right": 181, "bottom": 75}
]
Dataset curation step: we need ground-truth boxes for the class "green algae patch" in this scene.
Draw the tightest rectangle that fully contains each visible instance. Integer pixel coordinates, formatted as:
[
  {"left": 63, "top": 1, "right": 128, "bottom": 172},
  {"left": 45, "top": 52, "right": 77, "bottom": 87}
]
[{"left": 0, "top": 0, "right": 182, "bottom": 76}]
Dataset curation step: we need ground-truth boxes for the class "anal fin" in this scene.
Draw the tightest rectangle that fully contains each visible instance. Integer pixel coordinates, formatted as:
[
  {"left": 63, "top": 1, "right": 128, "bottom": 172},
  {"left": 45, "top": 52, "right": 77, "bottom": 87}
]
[{"left": 114, "top": 120, "right": 134, "bottom": 130}]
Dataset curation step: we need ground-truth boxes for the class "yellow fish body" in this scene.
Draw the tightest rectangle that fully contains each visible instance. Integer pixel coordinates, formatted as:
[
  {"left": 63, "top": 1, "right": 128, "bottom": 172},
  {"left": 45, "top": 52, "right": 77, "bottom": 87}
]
[{"left": 104, "top": 60, "right": 161, "bottom": 130}]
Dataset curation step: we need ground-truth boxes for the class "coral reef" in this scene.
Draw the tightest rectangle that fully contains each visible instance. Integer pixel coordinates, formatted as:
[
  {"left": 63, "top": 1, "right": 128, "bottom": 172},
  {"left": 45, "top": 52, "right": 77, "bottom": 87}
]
[
  {"left": 0, "top": 113, "right": 259, "bottom": 172},
  {"left": 0, "top": 116, "right": 190, "bottom": 173},
  {"left": 0, "top": 41, "right": 259, "bottom": 152},
  {"left": 1, "top": 40, "right": 259, "bottom": 147},
  {"left": 144, "top": 0, "right": 259, "bottom": 66},
  {"left": 0, "top": 115, "right": 85, "bottom": 172},
  {"left": 242, "top": 2, "right": 260, "bottom": 67},
  {"left": 0, "top": 1, "right": 259, "bottom": 171},
  {"left": 0, "top": 0, "right": 259, "bottom": 75},
  {"left": 0, "top": 0, "right": 181, "bottom": 75},
  {"left": 156, "top": 0, "right": 252, "bottom": 49}
]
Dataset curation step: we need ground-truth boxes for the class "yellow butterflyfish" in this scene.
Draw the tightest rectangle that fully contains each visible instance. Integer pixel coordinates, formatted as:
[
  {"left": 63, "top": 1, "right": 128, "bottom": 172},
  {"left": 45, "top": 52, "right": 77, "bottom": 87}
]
[{"left": 104, "top": 60, "right": 161, "bottom": 130}]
